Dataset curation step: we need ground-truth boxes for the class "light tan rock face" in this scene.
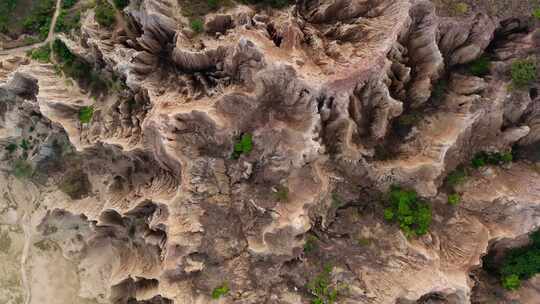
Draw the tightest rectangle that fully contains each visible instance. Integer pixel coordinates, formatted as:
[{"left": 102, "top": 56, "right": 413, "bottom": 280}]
[{"left": 0, "top": 0, "right": 539, "bottom": 303}]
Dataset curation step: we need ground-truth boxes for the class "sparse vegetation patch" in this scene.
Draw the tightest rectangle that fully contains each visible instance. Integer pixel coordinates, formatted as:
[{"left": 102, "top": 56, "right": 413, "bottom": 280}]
[
  {"left": 211, "top": 282, "right": 230, "bottom": 299},
  {"left": 232, "top": 133, "right": 253, "bottom": 158},
  {"left": 511, "top": 59, "right": 537, "bottom": 88}
]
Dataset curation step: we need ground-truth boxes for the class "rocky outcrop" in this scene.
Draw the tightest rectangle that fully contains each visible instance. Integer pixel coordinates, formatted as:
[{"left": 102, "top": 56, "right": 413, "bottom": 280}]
[{"left": 1, "top": 0, "right": 540, "bottom": 304}]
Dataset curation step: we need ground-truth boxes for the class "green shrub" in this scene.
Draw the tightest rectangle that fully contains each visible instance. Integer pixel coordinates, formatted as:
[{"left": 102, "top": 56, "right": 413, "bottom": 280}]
[
  {"left": 5, "top": 143, "right": 18, "bottom": 153},
  {"left": 383, "top": 186, "right": 432, "bottom": 238},
  {"left": 502, "top": 274, "right": 521, "bottom": 290},
  {"left": 190, "top": 19, "right": 204, "bottom": 33},
  {"left": 55, "top": 10, "right": 81, "bottom": 32},
  {"left": 207, "top": 0, "right": 219, "bottom": 9},
  {"left": 53, "top": 39, "right": 76, "bottom": 63},
  {"left": 488, "top": 230, "right": 540, "bottom": 290},
  {"left": 211, "top": 282, "right": 229, "bottom": 299},
  {"left": 468, "top": 56, "right": 491, "bottom": 77},
  {"left": 232, "top": 133, "right": 253, "bottom": 158},
  {"left": 511, "top": 59, "right": 537, "bottom": 88},
  {"left": 79, "top": 106, "right": 94, "bottom": 123},
  {"left": 431, "top": 79, "right": 448, "bottom": 101},
  {"left": 447, "top": 193, "right": 461, "bottom": 205},
  {"left": 22, "top": 0, "right": 56, "bottom": 40},
  {"left": 95, "top": 0, "right": 116, "bottom": 27},
  {"left": 471, "top": 151, "right": 513, "bottom": 168},
  {"left": 20, "top": 139, "right": 30, "bottom": 150},
  {"left": 533, "top": 8, "right": 540, "bottom": 20},
  {"left": 445, "top": 167, "right": 468, "bottom": 189},
  {"left": 30, "top": 45, "right": 51, "bottom": 63},
  {"left": 62, "top": 0, "right": 78, "bottom": 9},
  {"left": 113, "top": 0, "right": 129, "bottom": 9},
  {"left": 307, "top": 265, "right": 344, "bottom": 304},
  {"left": 453, "top": 2, "right": 469, "bottom": 15},
  {"left": 0, "top": 0, "right": 17, "bottom": 33},
  {"left": 304, "top": 235, "right": 318, "bottom": 253},
  {"left": 13, "top": 159, "right": 33, "bottom": 179}
]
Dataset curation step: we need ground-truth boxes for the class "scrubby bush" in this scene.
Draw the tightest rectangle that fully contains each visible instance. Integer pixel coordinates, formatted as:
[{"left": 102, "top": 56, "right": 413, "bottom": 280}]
[
  {"left": 79, "top": 106, "right": 94, "bottom": 123},
  {"left": 453, "top": 2, "right": 469, "bottom": 15},
  {"left": 307, "top": 265, "right": 346, "bottom": 304},
  {"left": 62, "top": 0, "right": 78, "bottom": 9},
  {"left": 211, "top": 282, "right": 229, "bottom": 299},
  {"left": 383, "top": 186, "right": 432, "bottom": 238},
  {"left": 471, "top": 151, "right": 512, "bottom": 168},
  {"left": 207, "top": 0, "right": 219, "bottom": 9},
  {"left": 113, "top": 0, "right": 129, "bottom": 9},
  {"left": 23, "top": 0, "right": 56, "bottom": 39},
  {"left": 468, "top": 56, "right": 491, "bottom": 77},
  {"left": 55, "top": 10, "right": 81, "bottom": 32},
  {"left": 304, "top": 235, "right": 318, "bottom": 253},
  {"left": 232, "top": 133, "right": 253, "bottom": 158},
  {"left": 487, "top": 230, "right": 540, "bottom": 290},
  {"left": 533, "top": 8, "right": 540, "bottom": 20},
  {"left": 447, "top": 193, "right": 461, "bottom": 205},
  {"left": 95, "top": 0, "right": 116, "bottom": 27},
  {"left": 29, "top": 45, "right": 51, "bottom": 63},
  {"left": 5, "top": 143, "right": 18, "bottom": 153},
  {"left": 190, "top": 19, "right": 204, "bottom": 33},
  {"left": 511, "top": 59, "right": 537, "bottom": 88},
  {"left": 0, "top": 0, "right": 17, "bottom": 33},
  {"left": 13, "top": 159, "right": 33, "bottom": 179},
  {"left": 445, "top": 167, "right": 468, "bottom": 189}
]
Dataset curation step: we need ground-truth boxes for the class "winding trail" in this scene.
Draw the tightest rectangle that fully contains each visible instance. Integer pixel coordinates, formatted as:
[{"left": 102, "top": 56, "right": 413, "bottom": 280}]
[{"left": 0, "top": 0, "right": 62, "bottom": 56}]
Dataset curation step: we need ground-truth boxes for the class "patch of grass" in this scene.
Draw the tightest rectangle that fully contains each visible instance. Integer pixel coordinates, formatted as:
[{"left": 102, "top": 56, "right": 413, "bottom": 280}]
[
  {"left": 307, "top": 265, "right": 345, "bottom": 304},
  {"left": 533, "top": 8, "right": 540, "bottom": 20},
  {"left": 502, "top": 274, "right": 520, "bottom": 290},
  {"left": 511, "top": 59, "right": 537, "bottom": 88},
  {"left": 29, "top": 45, "right": 51, "bottom": 63},
  {"left": 331, "top": 193, "right": 343, "bottom": 208},
  {"left": 190, "top": 19, "right": 204, "bottom": 33},
  {"left": 12, "top": 159, "right": 33, "bottom": 179},
  {"left": 357, "top": 238, "right": 371, "bottom": 246},
  {"left": 95, "top": 0, "right": 116, "bottom": 28},
  {"left": 79, "top": 106, "right": 94, "bottom": 123},
  {"left": 453, "top": 2, "right": 469, "bottom": 15},
  {"left": 471, "top": 151, "right": 513, "bottom": 168},
  {"left": 273, "top": 185, "right": 289, "bottom": 202},
  {"left": 232, "top": 133, "right": 253, "bottom": 158},
  {"left": 304, "top": 235, "right": 318, "bottom": 253},
  {"left": 383, "top": 186, "right": 432, "bottom": 238},
  {"left": 211, "top": 282, "right": 230, "bottom": 299},
  {"left": 447, "top": 193, "right": 461, "bottom": 205},
  {"left": 468, "top": 56, "right": 491, "bottom": 77}
]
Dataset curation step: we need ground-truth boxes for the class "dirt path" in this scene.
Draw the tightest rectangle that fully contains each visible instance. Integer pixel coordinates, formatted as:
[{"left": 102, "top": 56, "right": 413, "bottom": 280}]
[{"left": 0, "top": 0, "right": 62, "bottom": 56}]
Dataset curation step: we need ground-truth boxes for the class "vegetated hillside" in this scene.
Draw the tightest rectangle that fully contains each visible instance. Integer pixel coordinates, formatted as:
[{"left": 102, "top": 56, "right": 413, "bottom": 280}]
[{"left": 0, "top": 0, "right": 539, "bottom": 303}]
